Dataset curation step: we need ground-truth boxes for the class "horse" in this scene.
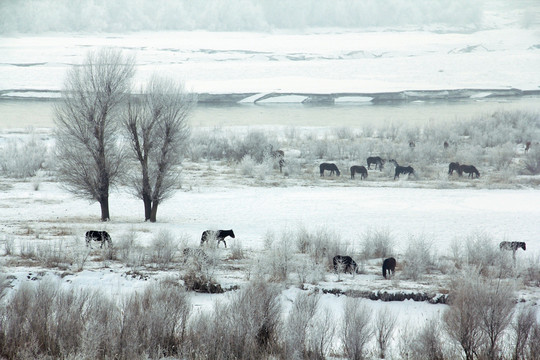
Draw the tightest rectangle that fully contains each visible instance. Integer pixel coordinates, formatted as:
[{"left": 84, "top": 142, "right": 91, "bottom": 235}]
[
  {"left": 200, "top": 229, "right": 235, "bottom": 248},
  {"left": 443, "top": 141, "right": 449, "bottom": 149},
  {"left": 333, "top": 255, "right": 358, "bottom": 274},
  {"left": 350, "top": 165, "right": 368, "bottom": 179},
  {"left": 382, "top": 257, "right": 396, "bottom": 279},
  {"left": 409, "top": 141, "right": 416, "bottom": 148},
  {"left": 367, "top": 156, "right": 385, "bottom": 170},
  {"left": 448, "top": 162, "right": 462, "bottom": 176},
  {"left": 85, "top": 230, "right": 112, "bottom": 248},
  {"left": 320, "top": 163, "right": 340, "bottom": 177},
  {"left": 499, "top": 241, "right": 526, "bottom": 259},
  {"left": 389, "top": 159, "right": 415, "bottom": 180},
  {"left": 525, "top": 141, "right": 531, "bottom": 153},
  {"left": 459, "top": 164, "right": 480, "bottom": 178}
]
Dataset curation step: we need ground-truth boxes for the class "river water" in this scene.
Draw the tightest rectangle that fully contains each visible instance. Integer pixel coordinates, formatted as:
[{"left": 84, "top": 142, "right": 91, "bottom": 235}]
[{"left": 1, "top": 96, "right": 539, "bottom": 130}]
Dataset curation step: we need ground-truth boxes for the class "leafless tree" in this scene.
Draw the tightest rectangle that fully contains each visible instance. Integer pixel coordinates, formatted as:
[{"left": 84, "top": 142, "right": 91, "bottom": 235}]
[
  {"left": 375, "top": 307, "right": 398, "bottom": 358},
  {"left": 443, "top": 276, "right": 485, "bottom": 360},
  {"left": 283, "top": 292, "right": 320, "bottom": 359},
  {"left": 478, "top": 279, "right": 515, "bottom": 359},
  {"left": 124, "top": 75, "right": 192, "bottom": 222},
  {"left": 342, "top": 297, "right": 372, "bottom": 360},
  {"left": 512, "top": 305, "right": 536, "bottom": 360},
  {"left": 54, "top": 48, "right": 135, "bottom": 221}
]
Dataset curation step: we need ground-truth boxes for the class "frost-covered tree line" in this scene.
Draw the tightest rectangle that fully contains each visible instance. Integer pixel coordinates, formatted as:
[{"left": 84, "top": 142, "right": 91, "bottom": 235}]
[{"left": 0, "top": 0, "right": 483, "bottom": 34}]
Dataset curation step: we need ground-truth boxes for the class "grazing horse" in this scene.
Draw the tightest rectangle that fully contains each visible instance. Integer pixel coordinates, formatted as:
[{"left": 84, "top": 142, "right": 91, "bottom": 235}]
[
  {"left": 85, "top": 230, "right": 112, "bottom": 248},
  {"left": 382, "top": 257, "right": 396, "bottom": 279},
  {"left": 333, "top": 255, "right": 358, "bottom": 274},
  {"left": 367, "top": 156, "right": 385, "bottom": 170},
  {"left": 350, "top": 165, "right": 368, "bottom": 179},
  {"left": 389, "top": 159, "right": 415, "bottom": 180},
  {"left": 459, "top": 164, "right": 480, "bottom": 178},
  {"left": 525, "top": 141, "right": 531, "bottom": 153},
  {"left": 200, "top": 229, "right": 235, "bottom": 248},
  {"left": 320, "top": 163, "right": 340, "bottom": 177},
  {"left": 444, "top": 141, "right": 449, "bottom": 149},
  {"left": 448, "top": 162, "right": 462, "bottom": 176},
  {"left": 409, "top": 141, "right": 416, "bottom": 148},
  {"left": 499, "top": 241, "right": 526, "bottom": 259}
]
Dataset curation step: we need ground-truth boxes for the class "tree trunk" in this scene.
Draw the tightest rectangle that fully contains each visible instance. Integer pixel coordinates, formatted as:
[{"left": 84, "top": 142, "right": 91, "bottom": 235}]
[
  {"left": 99, "top": 197, "right": 110, "bottom": 221},
  {"left": 149, "top": 200, "right": 159, "bottom": 223},
  {"left": 143, "top": 193, "right": 152, "bottom": 221}
]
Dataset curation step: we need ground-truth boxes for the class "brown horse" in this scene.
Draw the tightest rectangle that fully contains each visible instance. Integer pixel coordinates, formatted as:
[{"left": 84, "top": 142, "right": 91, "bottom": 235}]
[
  {"left": 350, "top": 165, "right": 368, "bottom": 179},
  {"left": 382, "top": 257, "right": 396, "bottom": 279},
  {"left": 459, "top": 164, "right": 480, "bottom": 178},
  {"left": 448, "top": 162, "right": 462, "bottom": 176},
  {"left": 320, "top": 163, "right": 340, "bottom": 176}
]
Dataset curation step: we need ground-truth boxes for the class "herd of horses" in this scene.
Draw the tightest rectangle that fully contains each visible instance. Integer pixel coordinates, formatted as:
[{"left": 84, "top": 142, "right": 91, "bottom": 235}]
[
  {"left": 84, "top": 229, "right": 526, "bottom": 281},
  {"left": 320, "top": 156, "right": 480, "bottom": 180}
]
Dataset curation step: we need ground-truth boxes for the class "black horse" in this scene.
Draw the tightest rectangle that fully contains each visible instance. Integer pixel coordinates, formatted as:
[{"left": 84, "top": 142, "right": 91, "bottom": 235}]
[
  {"left": 200, "top": 229, "right": 235, "bottom": 248},
  {"left": 333, "top": 255, "right": 358, "bottom": 274},
  {"left": 389, "top": 160, "right": 415, "bottom": 180},
  {"left": 367, "top": 156, "right": 385, "bottom": 170},
  {"left": 382, "top": 257, "right": 396, "bottom": 279},
  {"left": 320, "top": 163, "right": 340, "bottom": 177},
  {"left": 350, "top": 165, "right": 368, "bottom": 179},
  {"left": 499, "top": 241, "right": 526, "bottom": 259},
  {"left": 85, "top": 230, "right": 112, "bottom": 248},
  {"left": 459, "top": 164, "right": 480, "bottom": 178},
  {"left": 269, "top": 145, "right": 285, "bottom": 173},
  {"left": 448, "top": 162, "right": 462, "bottom": 176}
]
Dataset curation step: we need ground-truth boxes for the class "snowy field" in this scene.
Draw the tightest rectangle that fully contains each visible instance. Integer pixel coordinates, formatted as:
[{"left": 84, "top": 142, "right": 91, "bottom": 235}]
[{"left": 1, "top": 0, "right": 540, "bottom": 358}]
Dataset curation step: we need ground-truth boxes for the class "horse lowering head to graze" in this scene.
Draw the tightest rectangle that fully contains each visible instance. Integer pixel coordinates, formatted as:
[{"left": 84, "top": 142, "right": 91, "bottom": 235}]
[
  {"left": 350, "top": 165, "right": 368, "bottom": 180},
  {"left": 444, "top": 141, "right": 449, "bottom": 149},
  {"left": 200, "top": 229, "right": 235, "bottom": 248},
  {"left": 333, "top": 255, "right": 359, "bottom": 274},
  {"left": 389, "top": 160, "right": 415, "bottom": 180},
  {"left": 367, "top": 156, "right": 385, "bottom": 170},
  {"left": 525, "top": 141, "right": 531, "bottom": 153},
  {"left": 459, "top": 164, "right": 480, "bottom": 178},
  {"left": 85, "top": 230, "right": 112, "bottom": 248},
  {"left": 320, "top": 163, "right": 340, "bottom": 177},
  {"left": 448, "top": 162, "right": 462, "bottom": 176},
  {"left": 499, "top": 241, "right": 526, "bottom": 259},
  {"left": 382, "top": 257, "right": 396, "bottom": 279}
]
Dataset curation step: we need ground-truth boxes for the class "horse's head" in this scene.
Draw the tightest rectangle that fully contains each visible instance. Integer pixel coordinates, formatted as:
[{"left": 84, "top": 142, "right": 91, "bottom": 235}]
[{"left": 521, "top": 242, "right": 526, "bottom": 250}]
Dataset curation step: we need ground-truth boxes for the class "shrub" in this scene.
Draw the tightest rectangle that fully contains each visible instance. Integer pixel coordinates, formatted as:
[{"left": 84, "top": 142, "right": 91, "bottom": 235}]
[
  {"left": 375, "top": 307, "right": 398, "bottom": 358},
  {"left": 150, "top": 229, "right": 179, "bottom": 269},
  {"left": 401, "top": 234, "right": 437, "bottom": 280},
  {"left": 341, "top": 297, "right": 372, "bottom": 360},
  {"left": 0, "top": 133, "right": 48, "bottom": 178},
  {"left": 283, "top": 291, "right": 320, "bottom": 359},
  {"left": 523, "top": 148, "right": 540, "bottom": 175},
  {"left": 408, "top": 319, "right": 445, "bottom": 360},
  {"left": 361, "top": 227, "right": 394, "bottom": 259}
]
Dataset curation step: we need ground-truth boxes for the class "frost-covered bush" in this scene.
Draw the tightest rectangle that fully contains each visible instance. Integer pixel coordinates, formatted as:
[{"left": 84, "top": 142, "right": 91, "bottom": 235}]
[
  {"left": 401, "top": 235, "right": 437, "bottom": 280},
  {"left": 0, "top": 135, "right": 48, "bottom": 178},
  {"left": 361, "top": 227, "right": 394, "bottom": 259},
  {"left": 523, "top": 148, "right": 540, "bottom": 175},
  {"left": 150, "top": 229, "right": 179, "bottom": 268},
  {"left": 341, "top": 297, "right": 372, "bottom": 360},
  {"left": 234, "top": 131, "right": 271, "bottom": 163}
]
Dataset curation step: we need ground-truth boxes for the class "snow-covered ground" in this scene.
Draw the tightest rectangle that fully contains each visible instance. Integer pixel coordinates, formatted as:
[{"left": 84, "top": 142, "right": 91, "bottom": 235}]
[{"left": 1, "top": 0, "right": 539, "bottom": 357}]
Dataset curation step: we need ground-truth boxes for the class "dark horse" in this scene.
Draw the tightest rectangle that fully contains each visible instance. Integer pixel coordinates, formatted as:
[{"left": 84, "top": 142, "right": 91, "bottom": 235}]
[
  {"left": 448, "top": 162, "right": 462, "bottom": 176},
  {"left": 85, "top": 230, "right": 112, "bottom": 248},
  {"left": 350, "top": 165, "right": 368, "bottom": 179},
  {"left": 333, "top": 255, "right": 358, "bottom": 274},
  {"left": 320, "top": 163, "right": 340, "bottom": 177},
  {"left": 459, "top": 164, "right": 480, "bottom": 178},
  {"left": 389, "top": 159, "right": 415, "bottom": 180},
  {"left": 499, "top": 241, "right": 526, "bottom": 259},
  {"left": 367, "top": 156, "right": 385, "bottom": 170},
  {"left": 269, "top": 145, "right": 285, "bottom": 173},
  {"left": 382, "top": 257, "right": 396, "bottom": 279},
  {"left": 200, "top": 229, "right": 235, "bottom": 248}
]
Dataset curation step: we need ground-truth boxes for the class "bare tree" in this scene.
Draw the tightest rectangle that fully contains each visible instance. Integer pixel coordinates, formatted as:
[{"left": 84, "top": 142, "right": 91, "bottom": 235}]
[
  {"left": 124, "top": 75, "right": 192, "bottom": 222},
  {"left": 478, "top": 279, "right": 515, "bottom": 359},
  {"left": 443, "top": 276, "right": 484, "bottom": 360},
  {"left": 513, "top": 305, "right": 536, "bottom": 360},
  {"left": 342, "top": 297, "right": 372, "bottom": 360},
  {"left": 54, "top": 48, "right": 135, "bottom": 221},
  {"left": 375, "top": 307, "right": 398, "bottom": 359}
]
